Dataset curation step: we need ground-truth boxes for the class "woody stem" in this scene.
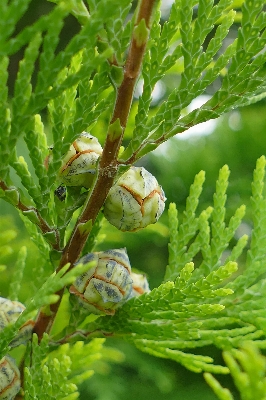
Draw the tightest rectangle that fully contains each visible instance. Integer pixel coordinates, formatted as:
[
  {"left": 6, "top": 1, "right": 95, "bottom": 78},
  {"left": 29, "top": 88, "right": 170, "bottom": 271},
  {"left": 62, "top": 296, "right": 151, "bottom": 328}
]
[{"left": 33, "top": 0, "right": 158, "bottom": 340}]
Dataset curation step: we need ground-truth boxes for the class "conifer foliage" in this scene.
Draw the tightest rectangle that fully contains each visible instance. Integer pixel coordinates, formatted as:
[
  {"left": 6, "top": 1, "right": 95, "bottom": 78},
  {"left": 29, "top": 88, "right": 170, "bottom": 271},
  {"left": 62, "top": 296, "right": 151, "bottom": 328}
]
[{"left": 0, "top": 0, "right": 266, "bottom": 398}]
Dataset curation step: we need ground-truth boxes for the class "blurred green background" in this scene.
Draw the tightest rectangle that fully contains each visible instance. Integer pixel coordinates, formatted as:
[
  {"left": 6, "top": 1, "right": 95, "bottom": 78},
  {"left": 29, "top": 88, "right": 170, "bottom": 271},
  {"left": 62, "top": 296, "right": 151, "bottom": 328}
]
[{"left": 1, "top": 0, "right": 266, "bottom": 398}]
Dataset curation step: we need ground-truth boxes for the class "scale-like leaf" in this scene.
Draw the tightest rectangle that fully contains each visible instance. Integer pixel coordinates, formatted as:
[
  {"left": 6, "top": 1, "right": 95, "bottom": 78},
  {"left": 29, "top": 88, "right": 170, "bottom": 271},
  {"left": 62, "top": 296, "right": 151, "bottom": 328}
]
[{"left": 120, "top": 0, "right": 266, "bottom": 163}]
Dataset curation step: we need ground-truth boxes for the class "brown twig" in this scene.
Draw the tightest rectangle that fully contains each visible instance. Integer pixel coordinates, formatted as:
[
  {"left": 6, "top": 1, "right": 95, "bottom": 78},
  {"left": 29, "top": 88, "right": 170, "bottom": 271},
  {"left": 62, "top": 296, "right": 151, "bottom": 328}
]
[
  {"left": 0, "top": 181, "right": 60, "bottom": 250},
  {"left": 33, "top": 0, "right": 158, "bottom": 340}
]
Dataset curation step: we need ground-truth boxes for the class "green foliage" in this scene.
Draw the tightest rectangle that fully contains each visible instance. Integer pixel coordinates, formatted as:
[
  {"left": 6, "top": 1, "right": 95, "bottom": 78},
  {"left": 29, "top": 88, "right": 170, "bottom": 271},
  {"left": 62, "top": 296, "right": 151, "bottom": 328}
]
[
  {"left": 120, "top": 0, "right": 266, "bottom": 161},
  {"left": 24, "top": 334, "right": 78, "bottom": 400},
  {"left": 82, "top": 157, "right": 266, "bottom": 375},
  {"left": 0, "top": 0, "right": 266, "bottom": 399},
  {"left": 23, "top": 334, "right": 121, "bottom": 400},
  {"left": 0, "top": 262, "right": 87, "bottom": 359},
  {"left": 205, "top": 341, "right": 266, "bottom": 400}
]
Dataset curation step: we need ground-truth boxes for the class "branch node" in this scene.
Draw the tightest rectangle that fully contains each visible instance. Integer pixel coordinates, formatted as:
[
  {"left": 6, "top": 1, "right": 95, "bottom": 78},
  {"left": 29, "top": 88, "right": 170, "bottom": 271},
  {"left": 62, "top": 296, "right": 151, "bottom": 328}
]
[{"left": 133, "top": 18, "right": 149, "bottom": 47}]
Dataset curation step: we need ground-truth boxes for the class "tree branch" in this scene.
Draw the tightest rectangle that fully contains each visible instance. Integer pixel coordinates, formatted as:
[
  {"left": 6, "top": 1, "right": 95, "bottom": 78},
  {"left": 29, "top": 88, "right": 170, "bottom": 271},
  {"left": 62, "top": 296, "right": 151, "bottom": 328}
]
[
  {"left": 33, "top": 0, "right": 158, "bottom": 340},
  {"left": 0, "top": 181, "right": 60, "bottom": 251}
]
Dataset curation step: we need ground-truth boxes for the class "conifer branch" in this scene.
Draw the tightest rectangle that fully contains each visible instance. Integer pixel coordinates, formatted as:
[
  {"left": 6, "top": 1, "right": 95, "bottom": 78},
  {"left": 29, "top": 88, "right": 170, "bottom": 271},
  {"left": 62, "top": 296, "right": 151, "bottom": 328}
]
[
  {"left": 63, "top": 0, "right": 158, "bottom": 267},
  {"left": 0, "top": 181, "right": 60, "bottom": 251},
  {"left": 33, "top": 0, "right": 158, "bottom": 340},
  {"left": 2, "top": 2, "right": 266, "bottom": 396}
]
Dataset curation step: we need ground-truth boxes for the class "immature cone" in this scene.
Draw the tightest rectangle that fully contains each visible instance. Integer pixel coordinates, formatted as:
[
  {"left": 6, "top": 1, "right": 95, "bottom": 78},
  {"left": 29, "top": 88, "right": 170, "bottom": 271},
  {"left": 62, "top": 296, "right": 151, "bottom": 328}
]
[
  {"left": 129, "top": 272, "right": 150, "bottom": 298},
  {"left": 0, "top": 356, "right": 20, "bottom": 400},
  {"left": 103, "top": 166, "right": 166, "bottom": 231},
  {"left": 58, "top": 132, "right": 102, "bottom": 188},
  {"left": 69, "top": 248, "right": 133, "bottom": 315},
  {"left": 0, "top": 297, "right": 34, "bottom": 348}
]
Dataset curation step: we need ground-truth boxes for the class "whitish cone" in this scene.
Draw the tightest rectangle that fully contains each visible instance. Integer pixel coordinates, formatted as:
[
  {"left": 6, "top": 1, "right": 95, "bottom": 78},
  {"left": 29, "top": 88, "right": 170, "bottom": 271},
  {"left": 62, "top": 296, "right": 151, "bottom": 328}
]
[{"left": 104, "top": 167, "right": 166, "bottom": 231}]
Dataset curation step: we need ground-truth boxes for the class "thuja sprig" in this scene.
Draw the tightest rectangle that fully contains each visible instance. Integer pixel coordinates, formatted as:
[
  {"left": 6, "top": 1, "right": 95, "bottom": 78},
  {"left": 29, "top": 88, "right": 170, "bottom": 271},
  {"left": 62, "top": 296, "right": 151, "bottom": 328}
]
[
  {"left": 78, "top": 260, "right": 238, "bottom": 373},
  {"left": 33, "top": 0, "right": 159, "bottom": 340},
  {"left": 1, "top": 3, "right": 266, "bottom": 398},
  {"left": 165, "top": 170, "right": 206, "bottom": 282},
  {"left": 24, "top": 334, "right": 78, "bottom": 400},
  {"left": 204, "top": 342, "right": 266, "bottom": 400},
  {"left": 226, "top": 156, "right": 266, "bottom": 295},
  {"left": 64, "top": 0, "right": 159, "bottom": 265},
  {"left": 0, "top": 181, "right": 60, "bottom": 250},
  {"left": 0, "top": 260, "right": 92, "bottom": 360},
  {"left": 164, "top": 164, "right": 246, "bottom": 283},
  {"left": 119, "top": 0, "right": 266, "bottom": 163},
  {"left": 73, "top": 157, "right": 266, "bottom": 374}
]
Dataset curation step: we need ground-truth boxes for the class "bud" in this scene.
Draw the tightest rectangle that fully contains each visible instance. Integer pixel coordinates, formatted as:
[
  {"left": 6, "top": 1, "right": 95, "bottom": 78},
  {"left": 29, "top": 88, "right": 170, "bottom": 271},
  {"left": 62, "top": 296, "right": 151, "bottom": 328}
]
[
  {"left": 0, "top": 356, "right": 20, "bottom": 400},
  {"left": 104, "top": 167, "right": 166, "bottom": 231},
  {"left": 58, "top": 132, "right": 102, "bottom": 188},
  {"left": 0, "top": 297, "right": 33, "bottom": 347},
  {"left": 69, "top": 248, "right": 133, "bottom": 315}
]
